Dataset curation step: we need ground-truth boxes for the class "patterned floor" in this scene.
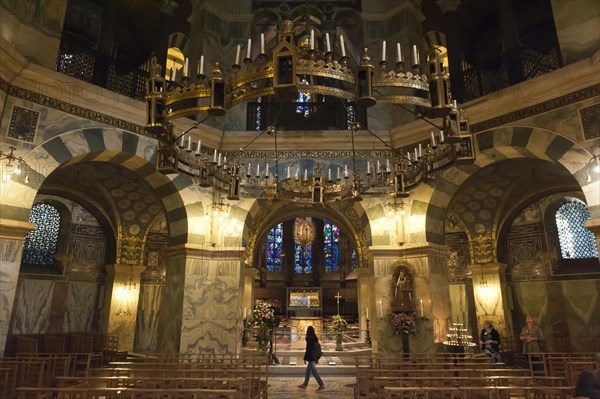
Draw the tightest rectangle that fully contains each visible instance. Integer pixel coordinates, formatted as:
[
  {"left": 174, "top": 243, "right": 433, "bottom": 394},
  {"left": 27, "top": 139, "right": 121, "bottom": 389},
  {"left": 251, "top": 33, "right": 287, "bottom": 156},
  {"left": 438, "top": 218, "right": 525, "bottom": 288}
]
[{"left": 268, "top": 376, "right": 355, "bottom": 399}]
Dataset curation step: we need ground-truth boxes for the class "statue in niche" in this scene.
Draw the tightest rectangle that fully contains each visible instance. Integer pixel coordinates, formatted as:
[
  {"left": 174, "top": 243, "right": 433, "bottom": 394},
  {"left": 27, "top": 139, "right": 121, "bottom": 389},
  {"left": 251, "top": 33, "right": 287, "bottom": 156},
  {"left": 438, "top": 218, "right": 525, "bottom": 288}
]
[{"left": 391, "top": 266, "right": 414, "bottom": 313}]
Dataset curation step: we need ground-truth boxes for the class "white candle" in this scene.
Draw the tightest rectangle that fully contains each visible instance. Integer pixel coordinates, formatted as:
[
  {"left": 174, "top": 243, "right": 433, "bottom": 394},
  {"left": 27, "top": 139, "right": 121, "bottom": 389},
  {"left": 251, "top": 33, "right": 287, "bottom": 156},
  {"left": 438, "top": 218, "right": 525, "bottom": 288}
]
[
  {"left": 367, "top": 161, "right": 371, "bottom": 174},
  {"left": 415, "top": 147, "right": 418, "bottom": 159},
  {"left": 412, "top": 44, "right": 419, "bottom": 65},
  {"left": 379, "top": 300, "right": 383, "bottom": 318},
  {"left": 310, "top": 29, "right": 315, "bottom": 50},
  {"left": 256, "top": 164, "right": 260, "bottom": 176},
  {"left": 235, "top": 45, "right": 241, "bottom": 65},
  {"left": 431, "top": 131, "right": 436, "bottom": 146},
  {"left": 420, "top": 299, "right": 424, "bottom": 317},
  {"left": 218, "top": 153, "right": 222, "bottom": 166},
  {"left": 247, "top": 163, "right": 251, "bottom": 176},
  {"left": 340, "top": 35, "right": 346, "bottom": 57},
  {"left": 386, "top": 158, "right": 390, "bottom": 172},
  {"left": 328, "top": 168, "right": 331, "bottom": 181},
  {"left": 184, "top": 57, "right": 189, "bottom": 77},
  {"left": 366, "top": 307, "right": 369, "bottom": 319},
  {"left": 287, "top": 166, "right": 290, "bottom": 179},
  {"left": 179, "top": 134, "right": 185, "bottom": 148},
  {"left": 304, "top": 168, "right": 308, "bottom": 180},
  {"left": 213, "top": 148, "right": 217, "bottom": 162},
  {"left": 337, "top": 167, "right": 340, "bottom": 180},
  {"left": 407, "top": 152, "right": 412, "bottom": 161},
  {"left": 344, "top": 165, "right": 348, "bottom": 177},
  {"left": 243, "top": 308, "right": 247, "bottom": 318},
  {"left": 419, "top": 143, "right": 423, "bottom": 157},
  {"left": 326, "top": 32, "right": 331, "bottom": 52},
  {"left": 187, "top": 136, "right": 192, "bottom": 151},
  {"left": 295, "top": 167, "right": 299, "bottom": 180},
  {"left": 453, "top": 100, "right": 458, "bottom": 109},
  {"left": 171, "top": 64, "right": 177, "bottom": 81},
  {"left": 260, "top": 33, "right": 265, "bottom": 54},
  {"left": 265, "top": 163, "right": 269, "bottom": 176},
  {"left": 246, "top": 38, "right": 252, "bottom": 59},
  {"left": 397, "top": 42, "right": 402, "bottom": 62},
  {"left": 376, "top": 160, "right": 381, "bottom": 174},
  {"left": 308, "top": 296, "right": 311, "bottom": 307},
  {"left": 382, "top": 40, "right": 386, "bottom": 62},
  {"left": 199, "top": 55, "right": 204, "bottom": 75},
  {"left": 440, "top": 130, "right": 444, "bottom": 142},
  {"left": 196, "top": 139, "right": 201, "bottom": 154}
]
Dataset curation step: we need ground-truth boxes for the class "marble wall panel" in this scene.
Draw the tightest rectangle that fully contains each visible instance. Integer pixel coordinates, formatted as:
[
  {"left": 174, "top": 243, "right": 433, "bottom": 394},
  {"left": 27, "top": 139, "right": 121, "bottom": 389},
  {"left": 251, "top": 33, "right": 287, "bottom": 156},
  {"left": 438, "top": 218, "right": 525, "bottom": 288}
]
[
  {"left": 11, "top": 278, "right": 54, "bottom": 334},
  {"left": 157, "top": 260, "right": 185, "bottom": 353},
  {"left": 0, "top": 239, "right": 23, "bottom": 355},
  {"left": 64, "top": 281, "right": 98, "bottom": 332},
  {"left": 561, "top": 280, "right": 599, "bottom": 352},
  {"left": 512, "top": 281, "right": 550, "bottom": 347},
  {"left": 135, "top": 283, "right": 163, "bottom": 352},
  {"left": 179, "top": 258, "right": 242, "bottom": 353}
]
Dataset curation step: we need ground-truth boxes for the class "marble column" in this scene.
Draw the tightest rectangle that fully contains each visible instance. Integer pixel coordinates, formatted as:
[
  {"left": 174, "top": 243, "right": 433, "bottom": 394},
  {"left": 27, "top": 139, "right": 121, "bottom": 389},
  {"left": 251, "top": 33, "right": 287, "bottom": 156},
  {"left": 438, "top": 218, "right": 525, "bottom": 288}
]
[
  {"left": 158, "top": 245, "right": 244, "bottom": 354},
  {"left": 372, "top": 243, "right": 451, "bottom": 354},
  {"left": 356, "top": 267, "right": 371, "bottom": 344},
  {"left": 243, "top": 267, "right": 258, "bottom": 319},
  {"left": 0, "top": 218, "right": 35, "bottom": 356},
  {"left": 104, "top": 263, "right": 144, "bottom": 352},
  {"left": 468, "top": 263, "right": 513, "bottom": 345},
  {"left": 134, "top": 266, "right": 164, "bottom": 353}
]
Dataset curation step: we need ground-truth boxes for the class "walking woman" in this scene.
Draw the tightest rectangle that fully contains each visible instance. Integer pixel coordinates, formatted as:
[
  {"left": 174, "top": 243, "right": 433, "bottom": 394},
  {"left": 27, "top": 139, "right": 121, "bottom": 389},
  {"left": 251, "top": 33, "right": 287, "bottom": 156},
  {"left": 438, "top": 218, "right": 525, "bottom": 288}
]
[{"left": 298, "top": 326, "right": 326, "bottom": 392}]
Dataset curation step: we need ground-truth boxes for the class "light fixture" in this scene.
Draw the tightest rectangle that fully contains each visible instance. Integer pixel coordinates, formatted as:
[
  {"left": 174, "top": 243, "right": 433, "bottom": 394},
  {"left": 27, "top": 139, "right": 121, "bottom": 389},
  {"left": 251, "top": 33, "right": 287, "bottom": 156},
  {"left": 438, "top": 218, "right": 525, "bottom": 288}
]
[
  {"left": 145, "top": 18, "right": 472, "bottom": 203},
  {"left": 0, "top": 146, "right": 28, "bottom": 177},
  {"left": 479, "top": 265, "right": 489, "bottom": 289}
]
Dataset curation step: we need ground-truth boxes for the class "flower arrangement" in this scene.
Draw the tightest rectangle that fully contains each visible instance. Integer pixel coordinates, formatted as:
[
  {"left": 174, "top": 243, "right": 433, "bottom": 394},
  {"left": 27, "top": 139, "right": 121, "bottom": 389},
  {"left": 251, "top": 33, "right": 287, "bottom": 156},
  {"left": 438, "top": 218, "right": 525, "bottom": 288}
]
[
  {"left": 329, "top": 314, "right": 347, "bottom": 334},
  {"left": 390, "top": 312, "right": 417, "bottom": 335},
  {"left": 252, "top": 301, "right": 275, "bottom": 352}
]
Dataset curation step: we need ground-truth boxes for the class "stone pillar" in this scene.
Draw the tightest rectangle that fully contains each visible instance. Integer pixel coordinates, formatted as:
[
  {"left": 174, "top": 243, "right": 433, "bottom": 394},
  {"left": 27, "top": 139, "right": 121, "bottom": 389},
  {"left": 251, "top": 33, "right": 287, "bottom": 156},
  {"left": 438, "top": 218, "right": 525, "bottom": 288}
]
[
  {"left": 372, "top": 243, "right": 451, "bottom": 354},
  {"left": 103, "top": 263, "right": 144, "bottom": 352},
  {"left": 243, "top": 267, "right": 258, "bottom": 317},
  {"left": 584, "top": 219, "right": 600, "bottom": 250},
  {"left": 0, "top": 218, "right": 35, "bottom": 356},
  {"left": 158, "top": 245, "right": 244, "bottom": 354},
  {"left": 134, "top": 266, "right": 164, "bottom": 353},
  {"left": 468, "top": 263, "right": 513, "bottom": 345},
  {"left": 356, "top": 267, "right": 371, "bottom": 343}
]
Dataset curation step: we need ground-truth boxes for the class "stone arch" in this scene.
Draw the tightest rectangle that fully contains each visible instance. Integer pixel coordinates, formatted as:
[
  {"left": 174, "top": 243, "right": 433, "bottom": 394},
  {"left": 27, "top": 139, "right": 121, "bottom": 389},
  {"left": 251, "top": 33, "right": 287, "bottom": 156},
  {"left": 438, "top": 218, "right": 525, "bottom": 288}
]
[
  {"left": 1, "top": 128, "right": 198, "bottom": 246},
  {"left": 242, "top": 199, "right": 372, "bottom": 270},
  {"left": 416, "top": 126, "right": 597, "bottom": 243}
]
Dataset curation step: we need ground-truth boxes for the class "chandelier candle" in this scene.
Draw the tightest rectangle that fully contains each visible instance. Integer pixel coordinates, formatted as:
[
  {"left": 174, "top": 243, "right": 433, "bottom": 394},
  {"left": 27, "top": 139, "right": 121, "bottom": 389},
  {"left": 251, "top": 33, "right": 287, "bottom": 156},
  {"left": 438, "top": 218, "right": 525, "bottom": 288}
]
[
  {"left": 397, "top": 42, "right": 402, "bottom": 62},
  {"left": 184, "top": 58, "right": 189, "bottom": 77},
  {"left": 325, "top": 32, "right": 331, "bottom": 52},
  {"left": 382, "top": 40, "right": 386, "bottom": 62},
  {"left": 340, "top": 35, "right": 346, "bottom": 57},
  {"left": 246, "top": 38, "right": 251, "bottom": 59},
  {"left": 310, "top": 29, "right": 315, "bottom": 50},
  {"left": 235, "top": 45, "right": 241, "bottom": 65},
  {"left": 199, "top": 55, "right": 204, "bottom": 75},
  {"left": 260, "top": 33, "right": 265, "bottom": 54},
  {"left": 412, "top": 44, "right": 419, "bottom": 65},
  {"left": 195, "top": 140, "right": 201, "bottom": 155}
]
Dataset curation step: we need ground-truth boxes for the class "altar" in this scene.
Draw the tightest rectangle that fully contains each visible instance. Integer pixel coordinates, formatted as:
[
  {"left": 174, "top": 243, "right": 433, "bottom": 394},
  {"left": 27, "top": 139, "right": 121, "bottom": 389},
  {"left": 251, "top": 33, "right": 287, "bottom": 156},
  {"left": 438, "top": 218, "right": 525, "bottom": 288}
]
[
  {"left": 287, "top": 288, "right": 323, "bottom": 348},
  {"left": 290, "top": 317, "right": 323, "bottom": 349}
]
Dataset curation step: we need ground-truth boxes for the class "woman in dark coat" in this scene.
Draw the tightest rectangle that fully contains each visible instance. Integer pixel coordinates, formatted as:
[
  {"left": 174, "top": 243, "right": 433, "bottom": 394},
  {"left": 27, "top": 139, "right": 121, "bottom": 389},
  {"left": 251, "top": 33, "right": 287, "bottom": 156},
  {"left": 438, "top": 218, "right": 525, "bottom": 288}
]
[{"left": 297, "top": 326, "right": 326, "bottom": 391}]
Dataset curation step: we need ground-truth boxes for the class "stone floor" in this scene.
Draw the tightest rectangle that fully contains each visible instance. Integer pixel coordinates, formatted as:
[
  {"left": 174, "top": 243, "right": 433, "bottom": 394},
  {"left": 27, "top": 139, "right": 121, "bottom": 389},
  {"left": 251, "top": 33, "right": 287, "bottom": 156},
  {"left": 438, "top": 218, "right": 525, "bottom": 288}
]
[{"left": 267, "top": 376, "right": 355, "bottom": 399}]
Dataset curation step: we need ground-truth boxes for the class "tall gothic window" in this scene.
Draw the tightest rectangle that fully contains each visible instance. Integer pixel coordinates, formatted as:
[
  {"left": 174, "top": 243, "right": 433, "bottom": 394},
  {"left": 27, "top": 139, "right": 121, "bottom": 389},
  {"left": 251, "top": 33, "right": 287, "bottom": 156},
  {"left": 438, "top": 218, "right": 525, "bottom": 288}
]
[
  {"left": 294, "top": 242, "right": 312, "bottom": 273},
  {"left": 324, "top": 220, "right": 340, "bottom": 272},
  {"left": 22, "top": 203, "right": 61, "bottom": 266},
  {"left": 266, "top": 222, "right": 283, "bottom": 272},
  {"left": 555, "top": 199, "right": 598, "bottom": 259}
]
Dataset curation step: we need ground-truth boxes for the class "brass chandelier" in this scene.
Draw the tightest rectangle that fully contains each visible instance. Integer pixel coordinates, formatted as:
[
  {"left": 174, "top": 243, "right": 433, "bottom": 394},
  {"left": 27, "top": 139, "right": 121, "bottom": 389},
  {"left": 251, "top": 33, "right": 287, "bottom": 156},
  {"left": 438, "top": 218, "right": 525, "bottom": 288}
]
[{"left": 144, "top": 19, "right": 473, "bottom": 203}]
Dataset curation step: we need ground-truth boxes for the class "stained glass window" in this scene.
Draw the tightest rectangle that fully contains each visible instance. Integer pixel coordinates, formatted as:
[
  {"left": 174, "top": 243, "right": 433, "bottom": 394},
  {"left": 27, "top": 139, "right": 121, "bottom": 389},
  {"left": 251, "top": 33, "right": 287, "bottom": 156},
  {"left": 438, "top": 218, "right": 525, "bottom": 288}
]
[
  {"left": 555, "top": 199, "right": 598, "bottom": 259},
  {"left": 22, "top": 203, "right": 61, "bottom": 266},
  {"left": 266, "top": 222, "right": 283, "bottom": 272},
  {"left": 294, "top": 217, "right": 312, "bottom": 273},
  {"left": 324, "top": 220, "right": 340, "bottom": 272},
  {"left": 296, "top": 77, "right": 311, "bottom": 118},
  {"left": 351, "top": 249, "right": 358, "bottom": 270}
]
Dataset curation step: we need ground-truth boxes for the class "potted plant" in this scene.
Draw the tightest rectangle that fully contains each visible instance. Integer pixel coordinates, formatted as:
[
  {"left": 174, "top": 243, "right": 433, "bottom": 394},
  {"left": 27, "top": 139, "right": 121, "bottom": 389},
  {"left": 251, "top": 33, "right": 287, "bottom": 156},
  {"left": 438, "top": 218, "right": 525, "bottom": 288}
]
[
  {"left": 330, "top": 314, "right": 347, "bottom": 351},
  {"left": 252, "top": 301, "right": 275, "bottom": 353},
  {"left": 390, "top": 312, "right": 417, "bottom": 353}
]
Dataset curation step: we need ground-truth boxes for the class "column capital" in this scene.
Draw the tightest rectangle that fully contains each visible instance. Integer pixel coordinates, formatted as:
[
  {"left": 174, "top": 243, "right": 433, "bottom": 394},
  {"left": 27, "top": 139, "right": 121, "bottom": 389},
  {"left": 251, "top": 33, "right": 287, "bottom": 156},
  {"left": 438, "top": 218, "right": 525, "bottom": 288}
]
[{"left": 0, "top": 218, "right": 35, "bottom": 240}]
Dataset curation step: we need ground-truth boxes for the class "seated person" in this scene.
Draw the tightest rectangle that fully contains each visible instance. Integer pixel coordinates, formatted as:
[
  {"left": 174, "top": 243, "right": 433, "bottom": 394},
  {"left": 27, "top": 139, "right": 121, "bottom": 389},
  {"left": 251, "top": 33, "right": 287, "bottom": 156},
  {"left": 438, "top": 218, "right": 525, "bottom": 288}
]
[{"left": 574, "top": 352, "right": 600, "bottom": 399}]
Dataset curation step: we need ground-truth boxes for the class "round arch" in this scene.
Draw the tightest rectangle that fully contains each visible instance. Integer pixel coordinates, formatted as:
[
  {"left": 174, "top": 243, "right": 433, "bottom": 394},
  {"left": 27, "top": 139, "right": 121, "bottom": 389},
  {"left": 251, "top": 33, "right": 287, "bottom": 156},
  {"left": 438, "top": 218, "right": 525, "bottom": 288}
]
[
  {"left": 417, "top": 126, "right": 598, "bottom": 243},
  {"left": 0, "top": 128, "right": 200, "bottom": 246},
  {"left": 242, "top": 199, "right": 372, "bottom": 270}
]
